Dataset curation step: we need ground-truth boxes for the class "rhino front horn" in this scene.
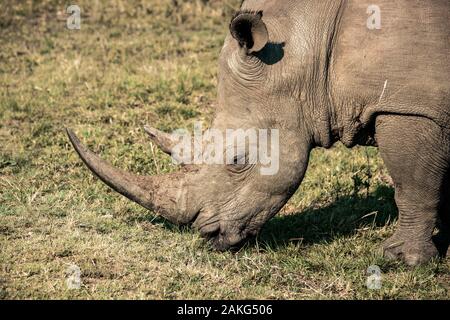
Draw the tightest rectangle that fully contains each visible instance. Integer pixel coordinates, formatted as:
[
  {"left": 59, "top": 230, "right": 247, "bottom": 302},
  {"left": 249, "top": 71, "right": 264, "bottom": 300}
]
[{"left": 66, "top": 128, "right": 198, "bottom": 225}]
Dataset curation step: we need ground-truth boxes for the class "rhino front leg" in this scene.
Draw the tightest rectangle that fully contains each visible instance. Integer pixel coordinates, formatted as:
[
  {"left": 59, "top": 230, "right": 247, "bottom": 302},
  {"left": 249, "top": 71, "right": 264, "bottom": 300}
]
[
  {"left": 374, "top": 115, "right": 450, "bottom": 266},
  {"left": 434, "top": 185, "right": 450, "bottom": 257}
]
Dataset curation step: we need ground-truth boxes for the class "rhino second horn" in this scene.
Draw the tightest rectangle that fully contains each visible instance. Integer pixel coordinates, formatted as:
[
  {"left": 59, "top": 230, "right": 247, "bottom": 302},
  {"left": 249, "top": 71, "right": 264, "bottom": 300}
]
[
  {"left": 66, "top": 128, "right": 195, "bottom": 225},
  {"left": 144, "top": 125, "right": 177, "bottom": 155}
]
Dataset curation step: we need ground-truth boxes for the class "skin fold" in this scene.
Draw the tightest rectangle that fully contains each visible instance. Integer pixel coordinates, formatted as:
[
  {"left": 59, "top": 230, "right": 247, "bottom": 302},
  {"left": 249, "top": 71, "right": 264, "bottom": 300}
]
[{"left": 67, "top": 0, "right": 450, "bottom": 266}]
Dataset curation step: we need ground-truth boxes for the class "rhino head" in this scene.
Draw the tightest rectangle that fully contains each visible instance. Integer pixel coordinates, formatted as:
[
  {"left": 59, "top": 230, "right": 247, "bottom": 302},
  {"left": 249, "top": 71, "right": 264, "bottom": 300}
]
[{"left": 68, "top": 8, "right": 329, "bottom": 250}]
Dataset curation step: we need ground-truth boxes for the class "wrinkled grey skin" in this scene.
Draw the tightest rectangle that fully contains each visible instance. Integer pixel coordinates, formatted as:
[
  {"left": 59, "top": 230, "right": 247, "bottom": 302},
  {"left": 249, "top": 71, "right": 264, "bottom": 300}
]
[{"left": 67, "top": 0, "right": 450, "bottom": 266}]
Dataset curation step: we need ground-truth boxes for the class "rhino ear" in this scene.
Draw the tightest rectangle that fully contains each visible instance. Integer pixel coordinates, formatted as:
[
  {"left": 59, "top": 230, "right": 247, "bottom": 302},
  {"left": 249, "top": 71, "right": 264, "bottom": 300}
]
[{"left": 230, "top": 11, "right": 269, "bottom": 54}]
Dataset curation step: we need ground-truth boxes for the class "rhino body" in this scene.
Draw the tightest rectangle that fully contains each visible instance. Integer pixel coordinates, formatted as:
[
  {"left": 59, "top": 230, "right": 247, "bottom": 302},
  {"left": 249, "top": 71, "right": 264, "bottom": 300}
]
[{"left": 68, "top": 0, "right": 450, "bottom": 266}]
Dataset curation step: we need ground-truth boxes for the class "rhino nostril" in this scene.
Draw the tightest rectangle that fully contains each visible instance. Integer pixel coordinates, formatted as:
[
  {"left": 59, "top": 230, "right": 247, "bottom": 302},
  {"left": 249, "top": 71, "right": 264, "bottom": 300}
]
[
  {"left": 200, "top": 225, "right": 220, "bottom": 240},
  {"left": 208, "top": 231, "right": 250, "bottom": 252}
]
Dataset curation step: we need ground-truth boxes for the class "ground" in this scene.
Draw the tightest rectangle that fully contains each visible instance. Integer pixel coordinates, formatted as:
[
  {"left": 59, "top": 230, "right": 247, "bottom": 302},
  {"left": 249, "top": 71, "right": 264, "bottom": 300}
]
[{"left": 0, "top": 0, "right": 448, "bottom": 299}]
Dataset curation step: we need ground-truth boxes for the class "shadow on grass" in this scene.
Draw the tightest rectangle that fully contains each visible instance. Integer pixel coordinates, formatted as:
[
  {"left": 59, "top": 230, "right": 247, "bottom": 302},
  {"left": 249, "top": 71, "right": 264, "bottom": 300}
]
[
  {"left": 127, "top": 184, "right": 398, "bottom": 250},
  {"left": 258, "top": 184, "right": 397, "bottom": 249}
]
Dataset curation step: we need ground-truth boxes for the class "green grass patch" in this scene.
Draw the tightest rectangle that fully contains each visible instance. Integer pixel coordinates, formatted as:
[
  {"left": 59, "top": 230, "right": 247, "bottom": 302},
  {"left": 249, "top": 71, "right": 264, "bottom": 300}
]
[{"left": 0, "top": 0, "right": 448, "bottom": 299}]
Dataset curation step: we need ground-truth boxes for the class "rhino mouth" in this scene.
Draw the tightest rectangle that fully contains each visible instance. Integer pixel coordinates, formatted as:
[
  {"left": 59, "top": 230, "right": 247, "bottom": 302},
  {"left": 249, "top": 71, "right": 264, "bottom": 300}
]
[
  {"left": 195, "top": 213, "right": 260, "bottom": 251},
  {"left": 205, "top": 228, "right": 250, "bottom": 252}
]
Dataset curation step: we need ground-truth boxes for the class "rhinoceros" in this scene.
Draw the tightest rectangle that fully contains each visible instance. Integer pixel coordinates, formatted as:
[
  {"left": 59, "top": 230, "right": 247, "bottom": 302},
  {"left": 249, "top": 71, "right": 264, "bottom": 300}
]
[{"left": 67, "top": 0, "right": 450, "bottom": 266}]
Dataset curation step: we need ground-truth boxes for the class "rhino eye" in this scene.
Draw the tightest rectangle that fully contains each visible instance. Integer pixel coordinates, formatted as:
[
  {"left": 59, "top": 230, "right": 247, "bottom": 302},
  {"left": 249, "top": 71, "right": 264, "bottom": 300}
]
[
  {"left": 233, "top": 154, "right": 243, "bottom": 165},
  {"left": 227, "top": 154, "right": 252, "bottom": 174}
]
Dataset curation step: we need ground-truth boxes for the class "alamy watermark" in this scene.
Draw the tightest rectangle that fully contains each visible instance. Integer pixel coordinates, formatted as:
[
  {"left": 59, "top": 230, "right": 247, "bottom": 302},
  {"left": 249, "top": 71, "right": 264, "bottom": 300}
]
[
  {"left": 367, "top": 5, "right": 381, "bottom": 30},
  {"left": 62, "top": 4, "right": 381, "bottom": 178},
  {"left": 65, "top": 264, "right": 82, "bottom": 290},
  {"left": 366, "top": 265, "right": 382, "bottom": 290},
  {"left": 65, "top": 4, "right": 380, "bottom": 32},
  {"left": 167, "top": 122, "right": 280, "bottom": 176},
  {"left": 66, "top": 5, "right": 81, "bottom": 30}
]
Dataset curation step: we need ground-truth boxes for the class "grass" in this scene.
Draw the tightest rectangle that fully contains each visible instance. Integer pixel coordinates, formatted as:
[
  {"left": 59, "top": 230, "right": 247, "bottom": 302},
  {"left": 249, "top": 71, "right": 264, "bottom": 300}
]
[{"left": 0, "top": 0, "right": 448, "bottom": 300}]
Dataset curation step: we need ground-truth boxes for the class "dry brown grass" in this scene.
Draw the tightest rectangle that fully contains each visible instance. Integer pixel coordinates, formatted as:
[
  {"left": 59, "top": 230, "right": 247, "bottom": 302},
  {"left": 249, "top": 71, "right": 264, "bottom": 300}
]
[{"left": 0, "top": 0, "right": 448, "bottom": 299}]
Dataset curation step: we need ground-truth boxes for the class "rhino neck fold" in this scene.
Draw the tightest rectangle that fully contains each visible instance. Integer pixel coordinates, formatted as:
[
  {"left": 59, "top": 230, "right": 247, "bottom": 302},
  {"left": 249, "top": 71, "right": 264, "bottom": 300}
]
[{"left": 305, "top": 0, "right": 347, "bottom": 149}]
